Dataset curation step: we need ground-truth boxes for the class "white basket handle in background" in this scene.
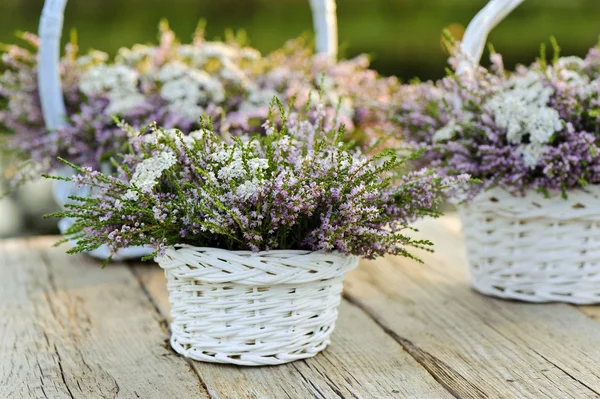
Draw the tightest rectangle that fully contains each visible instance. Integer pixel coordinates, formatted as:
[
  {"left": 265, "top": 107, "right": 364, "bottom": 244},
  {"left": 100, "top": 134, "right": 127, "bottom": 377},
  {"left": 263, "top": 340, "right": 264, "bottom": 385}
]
[
  {"left": 456, "top": 0, "right": 525, "bottom": 74},
  {"left": 38, "top": 0, "right": 68, "bottom": 131},
  {"left": 37, "top": 0, "right": 338, "bottom": 132},
  {"left": 309, "top": 0, "right": 337, "bottom": 61}
]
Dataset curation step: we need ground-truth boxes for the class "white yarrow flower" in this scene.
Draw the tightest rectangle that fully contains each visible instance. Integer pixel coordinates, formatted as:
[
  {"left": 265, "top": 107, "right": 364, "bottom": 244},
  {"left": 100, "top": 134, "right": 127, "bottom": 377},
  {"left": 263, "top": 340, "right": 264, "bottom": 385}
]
[
  {"left": 488, "top": 71, "right": 564, "bottom": 166},
  {"left": 106, "top": 91, "right": 146, "bottom": 115},
  {"left": 556, "top": 56, "right": 586, "bottom": 72},
  {"left": 159, "top": 64, "right": 225, "bottom": 119},
  {"left": 80, "top": 65, "right": 140, "bottom": 96},
  {"left": 236, "top": 179, "right": 263, "bottom": 200},
  {"left": 80, "top": 65, "right": 144, "bottom": 114},
  {"left": 76, "top": 50, "right": 109, "bottom": 68},
  {"left": 124, "top": 152, "right": 177, "bottom": 200},
  {"left": 157, "top": 61, "right": 188, "bottom": 81}
]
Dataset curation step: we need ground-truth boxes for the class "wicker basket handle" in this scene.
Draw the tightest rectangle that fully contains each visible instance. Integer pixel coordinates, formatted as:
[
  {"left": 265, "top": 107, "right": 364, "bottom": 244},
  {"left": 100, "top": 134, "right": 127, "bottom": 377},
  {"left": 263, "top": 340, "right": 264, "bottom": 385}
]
[
  {"left": 37, "top": 0, "right": 338, "bottom": 131},
  {"left": 38, "top": 0, "right": 68, "bottom": 131},
  {"left": 309, "top": 0, "right": 337, "bottom": 61},
  {"left": 457, "top": 0, "right": 525, "bottom": 74}
]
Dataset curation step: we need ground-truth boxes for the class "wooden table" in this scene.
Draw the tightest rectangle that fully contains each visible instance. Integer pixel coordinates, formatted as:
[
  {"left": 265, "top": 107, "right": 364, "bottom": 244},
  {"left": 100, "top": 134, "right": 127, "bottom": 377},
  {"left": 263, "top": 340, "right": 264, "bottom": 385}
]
[{"left": 2, "top": 215, "right": 600, "bottom": 399}]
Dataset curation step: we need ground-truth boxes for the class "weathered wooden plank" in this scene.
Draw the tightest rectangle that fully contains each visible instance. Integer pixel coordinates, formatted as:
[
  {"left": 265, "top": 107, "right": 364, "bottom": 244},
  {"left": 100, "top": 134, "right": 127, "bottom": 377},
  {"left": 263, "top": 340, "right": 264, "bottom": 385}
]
[
  {"left": 0, "top": 237, "right": 208, "bottom": 399},
  {"left": 131, "top": 265, "right": 453, "bottom": 399},
  {"left": 343, "top": 215, "right": 600, "bottom": 399},
  {"left": 576, "top": 304, "right": 600, "bottom": 322}
]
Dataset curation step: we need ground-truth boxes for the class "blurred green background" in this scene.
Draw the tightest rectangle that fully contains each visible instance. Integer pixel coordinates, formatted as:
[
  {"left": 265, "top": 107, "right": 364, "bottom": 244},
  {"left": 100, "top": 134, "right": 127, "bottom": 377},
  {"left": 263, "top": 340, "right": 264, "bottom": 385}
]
[
  {"left": 1, "top": 0, "right": 599, "bottom": 237},
  {"left": 2, "top": 0, "right": 600, "bottom": 81}
]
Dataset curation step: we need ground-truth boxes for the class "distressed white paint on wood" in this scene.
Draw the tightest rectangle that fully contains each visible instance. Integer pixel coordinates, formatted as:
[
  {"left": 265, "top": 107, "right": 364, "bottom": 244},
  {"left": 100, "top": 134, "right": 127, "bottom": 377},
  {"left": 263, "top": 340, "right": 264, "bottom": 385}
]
[
  {"left": 0, "top": 237, "right": 207, "bottom": 399},
  {"left": 131, "top": 265, "right": 453, "bottom": 399},
  {"left": 344, "top": 215, "right": 600, "bottom": 398}
]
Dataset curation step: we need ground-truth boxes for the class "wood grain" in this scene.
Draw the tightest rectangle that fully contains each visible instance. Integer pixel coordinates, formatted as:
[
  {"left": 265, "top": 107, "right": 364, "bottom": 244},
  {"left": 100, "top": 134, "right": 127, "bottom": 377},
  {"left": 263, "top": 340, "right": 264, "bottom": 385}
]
[
  {"left": 5, "top": 216, "right": 600, "bottom": 399},
  {"left": 131, "top": 265, "right": 453, "bottom": 399},
  {"left": 343, "top": 215, "right": 600, "bottom": 399},
  {"left": 0, "top": 237, "right": 208, "bottom": 399}
]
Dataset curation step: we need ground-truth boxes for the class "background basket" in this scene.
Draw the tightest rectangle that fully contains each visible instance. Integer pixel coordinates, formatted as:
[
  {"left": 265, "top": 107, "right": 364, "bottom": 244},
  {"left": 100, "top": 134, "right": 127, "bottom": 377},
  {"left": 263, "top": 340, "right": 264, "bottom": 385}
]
[
  {"left": 458, "top": 187, "right": 600, "bottom": 304},
  {"left": 37, "top": 0, "right": 338, "bottom": 260},
  {"left": 456, "top": 0, "right": 600, "bottom": 304},
  {"left": 156, "top": 246, "right": 358, "bottom": 366}
]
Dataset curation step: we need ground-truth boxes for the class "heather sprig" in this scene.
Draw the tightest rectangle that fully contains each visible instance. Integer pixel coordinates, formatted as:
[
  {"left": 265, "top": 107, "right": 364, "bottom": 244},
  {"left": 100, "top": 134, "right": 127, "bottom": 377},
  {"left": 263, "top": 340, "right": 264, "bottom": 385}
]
[
  {"left": 397, "top": 39, "right": 600, "bottom": 197},
  {"left": 45, "top": 106, "right": 468, "bottom": 261}
]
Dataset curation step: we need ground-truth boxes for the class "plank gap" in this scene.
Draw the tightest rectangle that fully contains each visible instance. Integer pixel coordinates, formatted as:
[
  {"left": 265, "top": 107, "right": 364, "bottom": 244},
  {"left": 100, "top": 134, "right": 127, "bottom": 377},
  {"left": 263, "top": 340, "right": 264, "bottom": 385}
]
[
  {"left": 343, "top": 215, "right": 600, "bottom": 398},
  {"left": 0, "top": 237, "right": 208, "bottom": 398},
  {"left": 127, "top": 264, "right": 217, "bottom": 399},
  {"left": 531, "top": 349, "right": 600, "bottom": 398}
]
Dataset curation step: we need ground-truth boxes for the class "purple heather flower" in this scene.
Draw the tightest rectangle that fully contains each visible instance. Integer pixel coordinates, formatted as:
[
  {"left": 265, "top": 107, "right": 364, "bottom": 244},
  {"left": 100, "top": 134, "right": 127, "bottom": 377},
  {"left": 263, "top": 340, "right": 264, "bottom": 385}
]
[
  {"left": 396, "top": 43, "right": 600, "bottom": 197},
  {"left": 49, "top": 108, "right": 466, "bottom": 260}
]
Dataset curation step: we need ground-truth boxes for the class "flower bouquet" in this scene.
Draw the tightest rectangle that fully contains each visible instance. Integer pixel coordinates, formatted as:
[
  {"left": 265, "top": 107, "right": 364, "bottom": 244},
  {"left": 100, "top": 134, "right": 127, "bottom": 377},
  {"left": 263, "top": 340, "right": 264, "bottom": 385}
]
[
  {"left": 1, "top": 14, "right": 397, "bottom": 259},
  {"left": 46, "top": 105, "right": 466, "bottom": 365},
  {"left": 398, "top": 40, "right": 600, "bottom": 304}
]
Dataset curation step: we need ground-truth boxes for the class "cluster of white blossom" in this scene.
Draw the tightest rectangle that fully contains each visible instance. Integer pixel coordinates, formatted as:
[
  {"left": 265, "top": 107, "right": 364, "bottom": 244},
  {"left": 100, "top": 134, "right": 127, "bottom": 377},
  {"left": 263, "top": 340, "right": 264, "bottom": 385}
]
[
  {"left": 124, "top": 151, "right": 177, "bottom": 200},
  {"left": 235, "top": 178, "right": 264, "bottom": 200},
  {"left": 141, "top": 128, "right": 205, "bottom": 151},
  {"left": 78, "top": 37, "right": 257, "bottom": 122},
  {"left": 238, "top": 87, "right": 279, "bottom": 111},
  {"left": 211, "top": 146, "right": 269, "bottom": 181},
  {"left": 79, "top": 64, "right": 145, "bottom": 115},
  {"left": 556, "top": 56, "right": 586, "bottom": 72},
  {"left": 158, "top": 61, "right": 226, "bottom": 120},
  {"left": 116, "top": 44, "right": 158, "bottom": 65},
  {"left": 487, "top": 71, "right": 563, "bottom": 167},
  {"left": 554, "top": 56, "right": 593, "bottom": 94},
  {"left": 177, "top": 41, "right": 255, "bottom": 89},
  {"left": 208, "top": 145, "right": 269, "bottom": 201},
  {"left": 76, "top": 50, "right": 109, "bottom": 68}
]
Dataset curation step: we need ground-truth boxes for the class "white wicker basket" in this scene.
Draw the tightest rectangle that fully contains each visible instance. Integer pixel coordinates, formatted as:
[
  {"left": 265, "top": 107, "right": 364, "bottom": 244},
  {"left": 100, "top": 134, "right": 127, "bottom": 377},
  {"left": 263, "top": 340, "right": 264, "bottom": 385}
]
[
  {"left": 458, "top": 187, "right": 600, "bottom": 304},
  {"left": 37, "top": 0, "right": 338, "bottom": 259},
  {"left": 156, "top": 246, "right": 358, "bottom": 366},
  {"left": 455, "top": 0, "right": 600, "bottom": 304}
]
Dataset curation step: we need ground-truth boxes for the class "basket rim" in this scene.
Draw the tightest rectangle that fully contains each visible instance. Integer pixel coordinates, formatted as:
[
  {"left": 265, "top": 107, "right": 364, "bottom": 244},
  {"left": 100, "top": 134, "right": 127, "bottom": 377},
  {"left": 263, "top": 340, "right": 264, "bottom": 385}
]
[
  {"left": 169, "top": 244, "right": 346, "bottom": 257},
  {"left": 156, "top": 245, "right": 359, "bottom": 285},
  {"left": 472, "top": 185, "right": 600, "bottom": 199},
  {"left": 458, "top": 185, "right": 600, "bottom": 220}
]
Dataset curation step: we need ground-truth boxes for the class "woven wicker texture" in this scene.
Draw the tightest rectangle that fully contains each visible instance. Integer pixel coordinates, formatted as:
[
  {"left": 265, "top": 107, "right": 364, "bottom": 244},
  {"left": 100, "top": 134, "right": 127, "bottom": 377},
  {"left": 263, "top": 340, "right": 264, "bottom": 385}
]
[
  {"left": 156, "top": 246, "right": 358, "bottom": 366},
  {"left": 458, "top": 187, "right": 600, "bottom": 304}
]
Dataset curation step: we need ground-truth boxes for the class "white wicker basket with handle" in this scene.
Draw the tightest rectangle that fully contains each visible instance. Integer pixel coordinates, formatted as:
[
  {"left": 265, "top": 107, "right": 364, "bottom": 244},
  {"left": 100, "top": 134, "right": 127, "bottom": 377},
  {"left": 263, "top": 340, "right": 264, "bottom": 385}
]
[
  {"left": 456, "top": 0, "right": 600, "bottom": 304},
  {"left": 38, "top": 0, "right": 338, "bottom": 260},
  {"left": 156, "top": 246, "right": 358, "bottom": 365}
]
